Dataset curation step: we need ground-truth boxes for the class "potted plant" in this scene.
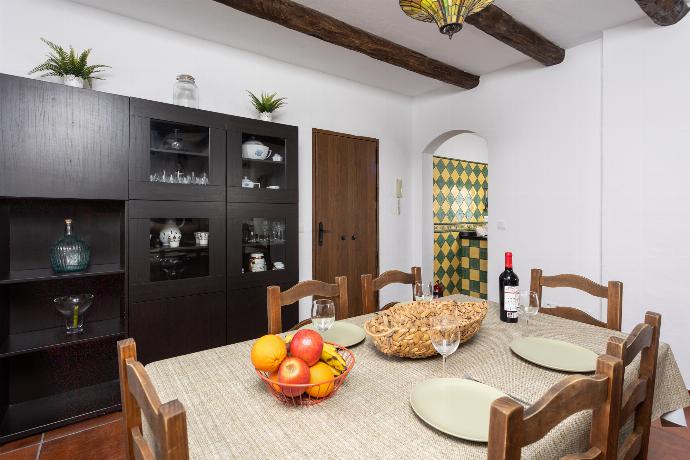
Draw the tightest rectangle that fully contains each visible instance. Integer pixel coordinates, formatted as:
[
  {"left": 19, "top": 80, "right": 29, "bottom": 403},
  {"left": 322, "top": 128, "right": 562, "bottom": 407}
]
[
  {"left": 247, "top": 91, "right": 287, "bottom": 122},
  {"left": 29, "top": 38, "right": 110, "bottom": 89}
]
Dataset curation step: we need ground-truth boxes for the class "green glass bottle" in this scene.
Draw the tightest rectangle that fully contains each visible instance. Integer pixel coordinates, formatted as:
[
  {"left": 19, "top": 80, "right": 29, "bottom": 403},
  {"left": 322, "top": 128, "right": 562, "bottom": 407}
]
[{"left": 50, "top": 219, "right": 91, "bottom": 273}]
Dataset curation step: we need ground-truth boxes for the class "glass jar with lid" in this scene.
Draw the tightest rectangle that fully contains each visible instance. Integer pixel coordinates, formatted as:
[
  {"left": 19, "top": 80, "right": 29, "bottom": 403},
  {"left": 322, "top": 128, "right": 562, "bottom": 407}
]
[{"left": 173, "top": 74, "right": 199, "bottom": 108}]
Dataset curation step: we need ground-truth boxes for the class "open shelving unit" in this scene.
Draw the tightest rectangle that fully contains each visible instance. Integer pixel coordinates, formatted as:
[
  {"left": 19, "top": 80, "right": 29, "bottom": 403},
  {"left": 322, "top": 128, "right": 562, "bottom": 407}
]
[{"left": 0, "top": 198, "right": 127, "bottom": 444}]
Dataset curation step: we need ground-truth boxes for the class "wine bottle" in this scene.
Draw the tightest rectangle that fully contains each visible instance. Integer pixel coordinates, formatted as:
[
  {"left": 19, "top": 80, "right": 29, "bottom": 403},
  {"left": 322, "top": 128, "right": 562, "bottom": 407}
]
[
  {"left": 433, "top": 279, "right": 443, "bottom": 299},
  {"left": 499, "top": 252, "right": 519, "bottom": 323}
]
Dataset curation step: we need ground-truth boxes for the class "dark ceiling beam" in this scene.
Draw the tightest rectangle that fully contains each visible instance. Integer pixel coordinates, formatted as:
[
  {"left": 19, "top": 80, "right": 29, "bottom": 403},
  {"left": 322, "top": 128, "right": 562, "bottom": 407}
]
[
  {"left": 634, "top": 0, "right": 689, "bottom": 26},
  {"left": 466, "top": 5, "right": 565, "bottom": 66},
  {"left": 213, "top": 0, "right": 480, "bottom": 89}
]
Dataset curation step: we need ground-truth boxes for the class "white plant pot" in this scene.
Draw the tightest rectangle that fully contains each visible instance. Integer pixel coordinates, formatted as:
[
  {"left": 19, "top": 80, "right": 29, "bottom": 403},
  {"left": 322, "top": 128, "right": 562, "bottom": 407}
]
[
  {"left": 62, "top": 75, "right": 84, "bottom": 88},
  {"left": 258, "top": 112, "right": 273, "bottom": 122}
]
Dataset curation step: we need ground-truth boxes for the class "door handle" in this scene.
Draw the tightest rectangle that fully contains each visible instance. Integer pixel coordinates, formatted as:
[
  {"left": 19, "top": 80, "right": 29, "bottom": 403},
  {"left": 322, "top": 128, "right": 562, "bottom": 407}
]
[{"left": 318, "top": 222, "right": 330, "bottom": 247}]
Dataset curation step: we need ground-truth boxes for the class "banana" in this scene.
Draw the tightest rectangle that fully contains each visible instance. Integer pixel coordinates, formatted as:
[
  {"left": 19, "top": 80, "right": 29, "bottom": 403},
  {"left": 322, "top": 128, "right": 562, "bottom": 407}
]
[
  {"left": 320, "top": 343, "right": 347, "bottom": 375},
  {"left": 284, "top": 333, "right": 295, "bottom": 344}
]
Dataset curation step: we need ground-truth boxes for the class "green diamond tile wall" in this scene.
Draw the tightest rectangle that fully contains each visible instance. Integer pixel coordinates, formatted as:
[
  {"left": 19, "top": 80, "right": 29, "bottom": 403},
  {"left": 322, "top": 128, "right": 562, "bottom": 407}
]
[
  {"left": 433, "top": 157, "right": 488, "bottom": 224},
  {"left": 433, "top": 156, "right": 488, "bottom": 299}
]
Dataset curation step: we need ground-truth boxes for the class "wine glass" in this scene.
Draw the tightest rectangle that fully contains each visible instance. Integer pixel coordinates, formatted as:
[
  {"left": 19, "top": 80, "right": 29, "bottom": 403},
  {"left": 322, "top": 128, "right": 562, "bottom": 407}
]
[
  {"left": 519, "top": 291, "right": 540, "bottom": 329},
  {"left": 414, "top": 281, "right": 433, "bottom": 301},
  {"left": 429, "top": 314, "right": 461, "bottom": 374},
  {"left": 311, "top": 299, "right": 336, "bottom": 333}
]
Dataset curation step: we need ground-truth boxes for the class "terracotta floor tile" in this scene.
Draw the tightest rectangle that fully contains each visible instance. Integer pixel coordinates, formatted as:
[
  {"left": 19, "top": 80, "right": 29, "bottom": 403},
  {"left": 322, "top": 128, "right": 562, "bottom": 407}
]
[
  {"left": 40, "top": 420, "right": 124, "bottom": 460},
  {"left": 0, "top": 444, "right": 39, "bottom": 460},
  {"left": 0, "top": 435, "right": 41, "bottom": 454},
  {"left": 42, "top": 411, "right": 122, "bottom": 442},
  {"left": 649, "top": 426, "right": 690, "bottom": 460}
]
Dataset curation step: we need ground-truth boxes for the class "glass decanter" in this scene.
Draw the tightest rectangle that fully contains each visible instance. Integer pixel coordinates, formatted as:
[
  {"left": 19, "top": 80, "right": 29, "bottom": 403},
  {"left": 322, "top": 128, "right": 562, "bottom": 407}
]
[{"left": 50, "top": 219, "right": 91, "bottom": 273}]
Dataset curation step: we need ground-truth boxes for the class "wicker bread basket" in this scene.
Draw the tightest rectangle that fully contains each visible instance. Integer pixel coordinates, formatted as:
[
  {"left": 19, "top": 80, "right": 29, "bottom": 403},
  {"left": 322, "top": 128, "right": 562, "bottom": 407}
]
[{"left": 363, "top": 299, "right": 488, "bottom": 359}]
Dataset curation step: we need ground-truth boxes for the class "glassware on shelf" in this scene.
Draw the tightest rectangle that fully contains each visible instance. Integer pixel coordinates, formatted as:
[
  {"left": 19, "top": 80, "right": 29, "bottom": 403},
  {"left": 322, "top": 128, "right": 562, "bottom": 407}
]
[
  {"left": 49, "top": 219, "right": 91, "bottom": 273},
  {"left": 149, "top": 169, "right": 209, "bottom": 185},
  {"left": 53, "top": 293, "right": 94, "bottom": 334},
  {"left": 173, "top": 74, "right": 199, "bottom": 108},
  {"left": 273, "top": 261, "right": 285, "bottom": 270},
  {"left": 164, "top": 129, "right": 184, "bottom": 151}
]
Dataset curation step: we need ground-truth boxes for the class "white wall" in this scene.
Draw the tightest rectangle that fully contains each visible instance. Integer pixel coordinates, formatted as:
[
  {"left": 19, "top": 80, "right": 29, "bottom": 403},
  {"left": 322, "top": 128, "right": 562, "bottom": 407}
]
[
  {"left": 422, "top": 133, "right": 489, "bottom": 280},
  {"left": 0, "top": 0, "right": 415, "bottom": 317},
  {"left": 411, "top": 41, "right": 604, "bottom": 317},
  {"left": 602, "top": 18, "right": 690, "bottom": 380}
]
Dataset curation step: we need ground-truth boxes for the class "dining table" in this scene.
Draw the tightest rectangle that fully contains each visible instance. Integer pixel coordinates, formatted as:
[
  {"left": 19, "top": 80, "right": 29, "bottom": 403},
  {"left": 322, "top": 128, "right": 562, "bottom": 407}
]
[{"left": 144, "top": 294, "right": 690, "bottom": 459}]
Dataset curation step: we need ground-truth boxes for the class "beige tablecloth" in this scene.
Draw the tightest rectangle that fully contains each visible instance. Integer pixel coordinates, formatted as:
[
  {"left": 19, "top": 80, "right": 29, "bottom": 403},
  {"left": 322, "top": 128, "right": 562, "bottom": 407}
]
[{"left": 146, "top": 295, "right": 690, "bottom": 459}]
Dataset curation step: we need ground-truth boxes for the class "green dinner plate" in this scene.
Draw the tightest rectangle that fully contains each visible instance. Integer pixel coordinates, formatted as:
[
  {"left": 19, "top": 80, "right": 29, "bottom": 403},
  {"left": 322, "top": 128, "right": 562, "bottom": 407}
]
[
  {"left": 410, "top": 378, "right": 506, "bottom": 443},
  {"left": 510, "top": 337, "right": 597, "bottom": 373},
  {"left": 300, "top": 321, "right": 366, "bottom": 348}
]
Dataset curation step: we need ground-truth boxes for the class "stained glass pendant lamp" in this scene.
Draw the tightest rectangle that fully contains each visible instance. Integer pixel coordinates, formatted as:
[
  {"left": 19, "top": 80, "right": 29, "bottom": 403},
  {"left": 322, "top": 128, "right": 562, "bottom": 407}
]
[{"left": 400, "top": 0, "right": 495, "bottom": 39}]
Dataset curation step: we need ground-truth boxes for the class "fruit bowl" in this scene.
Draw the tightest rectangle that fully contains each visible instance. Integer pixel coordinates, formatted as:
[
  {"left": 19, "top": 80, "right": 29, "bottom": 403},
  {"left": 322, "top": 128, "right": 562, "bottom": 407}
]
[{"left": 255, "top": 342, "right": 355, "bottom": 406}]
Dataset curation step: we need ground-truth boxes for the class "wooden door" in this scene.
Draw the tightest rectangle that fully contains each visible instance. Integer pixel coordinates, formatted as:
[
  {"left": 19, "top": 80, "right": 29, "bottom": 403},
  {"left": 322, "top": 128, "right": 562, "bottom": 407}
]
[{"left": 313, "top": 129, "right": 378, "bottom": 317}]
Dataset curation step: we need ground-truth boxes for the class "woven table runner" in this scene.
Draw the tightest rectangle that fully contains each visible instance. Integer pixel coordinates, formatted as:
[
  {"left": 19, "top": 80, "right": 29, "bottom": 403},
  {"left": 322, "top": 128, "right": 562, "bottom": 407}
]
[{"left": 145, "top": 295, "right": 690, "bottom": 459}]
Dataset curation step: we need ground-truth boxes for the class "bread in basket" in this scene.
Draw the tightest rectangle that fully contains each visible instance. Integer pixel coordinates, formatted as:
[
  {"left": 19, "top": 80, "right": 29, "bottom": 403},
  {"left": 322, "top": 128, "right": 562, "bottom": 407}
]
[{"left": 363, "top": 299, "right": 488, "bottom": 358}]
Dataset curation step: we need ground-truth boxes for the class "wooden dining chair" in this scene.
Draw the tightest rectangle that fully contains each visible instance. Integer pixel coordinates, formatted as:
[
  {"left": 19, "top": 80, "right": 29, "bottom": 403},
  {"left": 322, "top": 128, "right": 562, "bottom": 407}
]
[
  {"left": 360, "top": 267, "right": 422, "bottom": 314},
  {"left": 267, "top": 276, "right": 348, "bottom": 334},
  {"left": 530, "top": 269, "right": 623, "bottom": 331},
  {"left": 606, "top": 312, "right": 662, "bottom": 460},
  {"left": 488, "top": 354, "right": 623, "bottom": 460},
  {"left": 117, "top": 338, "right": 189, "bottom": 460}
]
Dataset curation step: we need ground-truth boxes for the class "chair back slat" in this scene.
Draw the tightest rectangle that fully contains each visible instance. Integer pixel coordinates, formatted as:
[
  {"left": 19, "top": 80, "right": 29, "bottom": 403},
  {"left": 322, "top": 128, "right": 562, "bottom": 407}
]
[
  {"left": 267, "top": 277, "right": 348, "bottom": 334},
  {"left": 607, "top": 324, "right": 652, "bottom": 366},
  {"left": 361, "top": 267, "right": 421, "bottom": 314},
  {"left": 117, "top": 339, "right": 190, "bottom": 460},
  {"left": 606, "top": 312, "right": 661, "bottom": 460},
  {"left": 530, "top": 268, "right": 623, "bottom": 331},
  {"left": 488, "top": 354, "right": 623, "bottom": 460}
]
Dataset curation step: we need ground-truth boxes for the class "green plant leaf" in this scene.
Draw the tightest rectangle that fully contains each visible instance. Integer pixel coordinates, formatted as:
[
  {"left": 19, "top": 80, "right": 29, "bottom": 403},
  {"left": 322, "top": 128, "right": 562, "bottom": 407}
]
[{"left": 28, "top": 38, "right": 109, "bottom": 84}]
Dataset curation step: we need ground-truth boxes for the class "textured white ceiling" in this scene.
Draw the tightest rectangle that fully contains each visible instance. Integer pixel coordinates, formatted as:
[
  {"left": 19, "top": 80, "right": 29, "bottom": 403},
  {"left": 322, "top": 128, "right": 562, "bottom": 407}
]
[{"left": 73, "top": 0, "right": 647, "bottom": 96}]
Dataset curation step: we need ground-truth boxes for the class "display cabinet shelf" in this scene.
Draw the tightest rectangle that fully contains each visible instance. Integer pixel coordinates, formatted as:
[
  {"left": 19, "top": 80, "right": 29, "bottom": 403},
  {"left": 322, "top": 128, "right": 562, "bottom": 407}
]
[
  {"left": 242, "top": 158, "right": 285, "bottom": 165},
  {"left": 0, "top": 264, "right": 125, "bottom": 285},
  {"left": 0, "top": 379, "right": 120, "bottom": 444},
  {"left": 0, "top": 318, "right": 126, "bottom": 358},
  {"left": 149, "top": 245, "right": 209, "bottom": 255},
  {"left": 149, "top": 147, "right": 209, "bottom": 158}
]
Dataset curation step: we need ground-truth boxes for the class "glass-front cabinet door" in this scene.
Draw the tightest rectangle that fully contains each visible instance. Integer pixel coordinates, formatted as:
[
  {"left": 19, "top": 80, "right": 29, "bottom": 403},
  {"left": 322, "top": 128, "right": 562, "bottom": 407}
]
[
  {"left": 227, "top": 203, "right": 298, "bottom": 288},
  {"left": 129, "top": 201, "right": 226, "bottom": 302},
  {"left": 130, "top": 98, "right": 226, "bottom": 201},
  {"left": 227, "top": 120, "right": 298, "bottom": 203}
]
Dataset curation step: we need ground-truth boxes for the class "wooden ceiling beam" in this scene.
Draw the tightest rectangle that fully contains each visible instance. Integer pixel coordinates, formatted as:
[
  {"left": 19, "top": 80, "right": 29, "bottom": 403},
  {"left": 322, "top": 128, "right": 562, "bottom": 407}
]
[
  {"left": 466, "top": 5, "right": 565, "bottom": 66},
  {"left": 634, "top": 0, "right": 689, "bottom": 26},
  {"left": 213, "top": 0, "right": 480, "bottom": 89}
]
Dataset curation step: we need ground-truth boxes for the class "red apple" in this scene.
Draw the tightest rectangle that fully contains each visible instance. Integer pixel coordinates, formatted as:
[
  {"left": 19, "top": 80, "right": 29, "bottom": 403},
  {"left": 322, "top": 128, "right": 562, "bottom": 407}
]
[
  {"left": 289, "top": 329, "right": 324, "bottom": 366},
  {"left": 277, "top": 357, "right": 310, "bottom": 397}
]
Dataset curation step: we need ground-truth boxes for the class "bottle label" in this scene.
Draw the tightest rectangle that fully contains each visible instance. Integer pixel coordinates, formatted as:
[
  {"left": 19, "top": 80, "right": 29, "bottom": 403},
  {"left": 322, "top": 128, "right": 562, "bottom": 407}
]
[{"left": 504, "top": 286, "right": 519, "bottom": 319}]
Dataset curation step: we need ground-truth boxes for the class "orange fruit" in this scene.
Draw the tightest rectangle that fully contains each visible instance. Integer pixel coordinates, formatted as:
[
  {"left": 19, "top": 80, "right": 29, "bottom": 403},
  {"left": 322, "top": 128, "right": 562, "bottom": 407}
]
[
  {"left": 306, "top": 362, "right": 335, "bottom": 398},
  {"left": 251, "top": 335, "right": 287, "bottom": 372},
  {"left": 268, "top": 371, "right": 282, "bottom": 393}
]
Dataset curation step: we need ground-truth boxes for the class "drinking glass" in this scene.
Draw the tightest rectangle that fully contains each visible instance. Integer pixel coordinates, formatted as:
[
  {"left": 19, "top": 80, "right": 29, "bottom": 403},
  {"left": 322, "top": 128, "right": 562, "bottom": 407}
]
[
  {"left": 519, "top": 291, "right": 540, "bottom": 328},
  {"left": 414, "top": 281, "right": 433, "bottom": 301},
  {"left": 429, "top": 314, "right": 461, "bottom": 374},
  {"left": 311, "top": 299, "right": 336, "bottom": 332}
]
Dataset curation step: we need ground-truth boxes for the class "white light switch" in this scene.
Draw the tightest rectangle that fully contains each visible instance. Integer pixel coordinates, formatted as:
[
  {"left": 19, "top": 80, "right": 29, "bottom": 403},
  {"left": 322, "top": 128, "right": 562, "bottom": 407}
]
[{"left": 496, "top": 221, "right": 506, "bottom": 231}]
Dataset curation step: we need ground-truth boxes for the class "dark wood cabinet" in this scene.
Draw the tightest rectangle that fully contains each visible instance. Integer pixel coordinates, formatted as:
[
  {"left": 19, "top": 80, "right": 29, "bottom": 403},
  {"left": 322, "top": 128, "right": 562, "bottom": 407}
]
[
  {"left": 130, "top": 292, "right": 226, "bottom": 364},
  {"left": 129, "top": 98, "right": 227, "bottom": 202},
  {"left": 227, "top": 203, "right": 299, "bottom": 289},
  {"left": 0, "top": 73, "right": 300, "bottom": 442},
  {"left": 128, "top": 200, "right": 226, "bottom": 302},
  {"left": 227, "top": 120, "right": 298, "bottom": 203},
  {"left": 227, "top": 283, "right": 298, "bottom": 344},
  {"left": 0, "top": 75, "right": 128, "bottom": 200}
]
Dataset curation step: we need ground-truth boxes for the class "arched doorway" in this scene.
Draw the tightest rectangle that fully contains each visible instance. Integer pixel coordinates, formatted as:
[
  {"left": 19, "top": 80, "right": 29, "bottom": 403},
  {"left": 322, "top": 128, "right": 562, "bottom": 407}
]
[{"left": 421, "top": 131, "right": 489, "bottom": 298}]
